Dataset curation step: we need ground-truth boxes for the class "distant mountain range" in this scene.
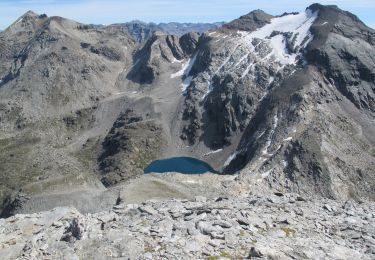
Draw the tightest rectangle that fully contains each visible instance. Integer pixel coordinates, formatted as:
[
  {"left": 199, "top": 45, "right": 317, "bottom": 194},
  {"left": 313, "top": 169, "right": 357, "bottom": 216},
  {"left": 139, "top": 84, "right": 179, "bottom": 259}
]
[
  {"left": 1, "top": 19, "right": 223, "bottom": 42},
  {"left": 104, "top": 21, "right": 224, "bottom": 42}
]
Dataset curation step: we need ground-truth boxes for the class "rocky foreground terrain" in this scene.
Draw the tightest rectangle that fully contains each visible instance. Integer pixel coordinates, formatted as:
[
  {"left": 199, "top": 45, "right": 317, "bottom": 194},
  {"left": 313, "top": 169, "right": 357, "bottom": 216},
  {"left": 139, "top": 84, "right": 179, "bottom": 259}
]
[{"left": 0, "top": 191, "right": 374, "bottom": 259}]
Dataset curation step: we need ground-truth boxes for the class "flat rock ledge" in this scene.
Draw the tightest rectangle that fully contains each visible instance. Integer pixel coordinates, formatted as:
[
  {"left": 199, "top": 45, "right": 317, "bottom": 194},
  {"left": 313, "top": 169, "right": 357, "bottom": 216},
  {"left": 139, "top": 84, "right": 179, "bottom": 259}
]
[{"left": 0, "top": 193, "right": 374, "bottom": 259}]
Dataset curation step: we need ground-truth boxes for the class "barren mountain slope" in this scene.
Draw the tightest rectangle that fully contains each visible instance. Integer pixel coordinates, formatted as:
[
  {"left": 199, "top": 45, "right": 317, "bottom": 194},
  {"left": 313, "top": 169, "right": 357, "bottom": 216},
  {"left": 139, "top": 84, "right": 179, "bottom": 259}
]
[
  {"left": 0, "top": 11, "right": 138, "bottom": 214},
  {"left": 176, "top": 4, "right": 375, "bottom": 200}
]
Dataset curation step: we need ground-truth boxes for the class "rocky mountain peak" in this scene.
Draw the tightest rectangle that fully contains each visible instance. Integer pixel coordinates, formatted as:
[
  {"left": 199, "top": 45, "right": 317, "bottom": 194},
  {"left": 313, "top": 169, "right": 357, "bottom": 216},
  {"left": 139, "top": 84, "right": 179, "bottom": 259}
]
[
  {"left": 308, "top": 3, "right": 338, "bottom": 12},
  {"left": 126, "top": 31, "right": 199, "bottom": 84},
  {"left": 4, "top": 10, "right": 44, "bottom": 33},
  {"left": 307, "top": 1, "right": 368, "bottom": 26},
  {"left": 303, "top": 4, "right": 375, "bottom": 114},
  {"left": 221, "top": 9, "right": 273, "bottom": 32},
  {"left": 21, "top": 10, "right": 39, "bottom": 19}
]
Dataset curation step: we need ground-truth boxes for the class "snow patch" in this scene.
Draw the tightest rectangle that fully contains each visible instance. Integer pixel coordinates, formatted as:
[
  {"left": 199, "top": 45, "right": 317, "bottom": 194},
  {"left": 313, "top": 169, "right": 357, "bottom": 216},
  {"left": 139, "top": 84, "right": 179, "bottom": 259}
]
[
  {"left": 171, "top": 53, "right": 198, "bottom": 93},
  {"left": 181, "top": 76, "right": 193, "bottom": 92},
  {"left": 171, "top": 53, "right": 197, "bottom": 79},
  {"left": 241, "top": 63, "right": 254, "bottom": 79},
  {"left": 184, "top": 53, "right": 198, "bottom": 77},
  {"left": 203, "top": 43, "right": 242, "bottom": 97},
  {"left": 130, "top": 59, "right": 141, "bottom": 70},
  {"left": 258, "top": 77, "right": 275, "bottom": 102},
  {"left": 262, "top": 142, "right": 273, "bottom": 156},
  {"left": 272, "top": 114, "right": 279, "bottom": 131},
  {"left": 283, "top": 137, "right": 293, "bottom": 142},
  {"left": 214, "top": 51, "right": 234, "bottom": 75},
  {"left": 233, "top": 53, "right": 249, "bottom": 68},
  {"left": 171, "top": 60, "right": 190, "bottom": 78},
  {"left": 113, "top": 92, "right": 125, "bottom": 95},
  {"left": 15, "top": 18, "right": 23, "bottom": 25},
  {"left": 257, "top": 131, "right": 266, "bottom": 139},
  {"left": 224, "top": 152, "right": 238, "bottom": 167},
  {"left": 248, "top": 9, "right": 318, "bottom": 47},
  {"left": 259, "top": 92, "right": 268, "bottom": 102},
  {"left": 204, "top": 149, "right": 223, "bottom": 156},
  {"left": 270, "top": 34, "right": 296, "bottom": 64},
  {"left": 282, "top": 160, "right": 288, "bottom": 168},
  {"left": 321, "top": 22, "right": 328, "bottom": 25},
  {"left": 261, "top": 114, "right": 279, "bottom": 156},
  {"left": 261, "top": 168, "right": 273, "bottom": 178},
  {"left": 239, "top": 9, "right": 318, "bottom": 66},
  {"left": 171, "top": 58, "right": 183, "bottom": 64},
  {"left": 183, "top": 180, "right": 198, "bottom": 184},
  {"left": 202, "top": 80, "right": 212, "bottom": 100}
]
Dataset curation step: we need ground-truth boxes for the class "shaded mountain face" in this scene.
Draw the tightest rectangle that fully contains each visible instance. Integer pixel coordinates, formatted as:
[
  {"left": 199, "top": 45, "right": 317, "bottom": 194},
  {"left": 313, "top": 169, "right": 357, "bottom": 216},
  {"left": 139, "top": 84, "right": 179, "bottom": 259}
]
[
  {"left": 106, "top": 21, "right": 223, "bottom": 42},
  {"left": 0, "top": 4, "right": 374, "bottom": 216},
  {"left": 178, "top": 4, "right": 375, "bottom": 200}
]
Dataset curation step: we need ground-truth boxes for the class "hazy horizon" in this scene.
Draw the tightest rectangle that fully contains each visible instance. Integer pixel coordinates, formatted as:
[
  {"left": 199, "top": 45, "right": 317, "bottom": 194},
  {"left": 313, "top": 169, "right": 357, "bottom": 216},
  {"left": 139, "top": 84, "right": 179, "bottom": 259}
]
[{"left": 1, "top": 0, "right": 375, "bottom": 30}]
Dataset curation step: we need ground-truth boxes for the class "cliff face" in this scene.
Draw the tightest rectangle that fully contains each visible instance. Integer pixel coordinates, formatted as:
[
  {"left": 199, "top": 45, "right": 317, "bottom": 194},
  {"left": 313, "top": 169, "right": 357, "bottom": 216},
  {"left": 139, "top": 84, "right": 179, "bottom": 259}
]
[{"left": 0, "top": 4, "right": 374, "bottom": 216}]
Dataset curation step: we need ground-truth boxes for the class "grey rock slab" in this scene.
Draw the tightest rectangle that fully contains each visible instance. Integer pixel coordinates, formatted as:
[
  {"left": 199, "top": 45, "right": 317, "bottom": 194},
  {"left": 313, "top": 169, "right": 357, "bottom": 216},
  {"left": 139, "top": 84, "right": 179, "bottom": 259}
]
[
  {"left": 139, "top": 206, "right": 158, "bottom": 215},
  {"left": 213, "top": 220, "right": 232, "bottom": 228}
]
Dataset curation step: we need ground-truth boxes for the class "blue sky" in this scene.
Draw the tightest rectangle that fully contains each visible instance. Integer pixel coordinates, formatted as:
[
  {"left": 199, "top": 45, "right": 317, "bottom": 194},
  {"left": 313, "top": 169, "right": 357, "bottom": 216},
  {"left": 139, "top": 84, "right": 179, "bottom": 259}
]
[{"left": 1, "top": 0, "right": 375, "bottom": 29}]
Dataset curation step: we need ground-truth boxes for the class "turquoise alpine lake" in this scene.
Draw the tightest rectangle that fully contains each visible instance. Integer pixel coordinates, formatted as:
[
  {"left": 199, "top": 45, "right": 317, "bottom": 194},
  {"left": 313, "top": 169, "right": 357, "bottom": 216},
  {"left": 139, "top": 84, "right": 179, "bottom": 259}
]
[{"left": 144, "top": 157, "right": 218, "bottom": 174}]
